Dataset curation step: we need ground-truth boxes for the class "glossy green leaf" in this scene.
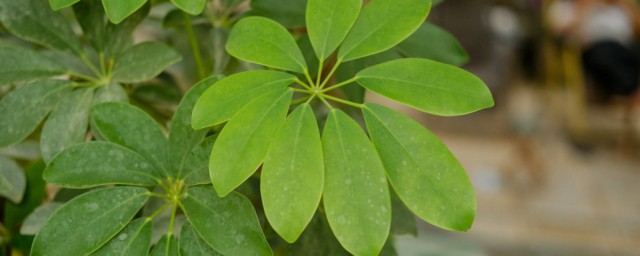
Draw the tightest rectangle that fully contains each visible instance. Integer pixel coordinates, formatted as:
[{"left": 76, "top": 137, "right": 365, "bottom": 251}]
[
  {"left": 112, "top": 42, "right": 182, "bottom": 83},
  {"left": 73, "top": 0, "right": 107, "bottom": 51},
  {"left": 171, "top": 0, "right": 206, "bottom": 15},
  {"left": 179, "top": 223, "right": 222, "bottom": 256},
  {"left": 192, "top": 70, "right": 295, "bottom": 129},
  {"left": 3, "top": 160, "right": 46, "bottom": 231},
  {"left": 102, "top": 0, "right": 147, "bottom": 24},
  {"left": 356, "top": 58, "right": 494, "bottom": 116},
  {"left": 0, "top": 46, "right": 67, "bottom": 86},
  {"left": 20, "top": 203, "right": 63, "bottom": 235},
  {"left": 31, "top": 187, "right": 149, "bottom": 256},
  {"left": 49, "top": 0, "right": 80, "bottom": 10},
  {"left": 0, "top": 80, "right": 72, "bottom": 147},
  {"left": 397, "top": 23, "right": 468, "bottom": 66},
  {"left": 0, "top": 0, "right": 83, "bottom": 55},
  {"left": 322, "top": 110, "right": 391, "bottom": 256},
  {"left": 250, "top": 0, "right": 307, "bottom": 28},
  {"left": 41, "top": 88, "right": 94, "bottom": 163},
  {"left": 93, "top": 218, "right": 153, "bottom": 256},
  {"left": 105, "top": 4, "right": 150, "bottom": 57},
  {"left": 182, "top": 186, "right": 271, "bottom": 256},
  {"left": 91, "top": 102, "right": 169, "bottom": 175},
  {"left": 363, "top": 103, "right": 476, "bottom": 231},
  {"left": 44, "top": 141, "right": 160, "bottom": 188},
  {"left": 183, "top": 135, "right": 217, "bottom": 185},
  {"left": 170, "top": 76, "right": 221, "bottom": 176},
  {"left": 226, "top": 17, "right": 307, "bottom": 73},
  {"left": 262, "top": 104, "right": 324, "bottom": 243},
  {"left": 94, "top": 82, "right": 129, "bottom": 104},
  {"left": 306, "top": 0, "right": 361, "bottom": 61},
  {"left": 210, "top": 89, "right": 292, "bottom": 196},
  {"left": 0, "top": 156, "right": 25, "bottom": 204},
  {"left": 338, "top": 0, "right": 431, "bottom": 62},
  {"left": 151, "top": 235, "right": 179, "bottom": 256}
]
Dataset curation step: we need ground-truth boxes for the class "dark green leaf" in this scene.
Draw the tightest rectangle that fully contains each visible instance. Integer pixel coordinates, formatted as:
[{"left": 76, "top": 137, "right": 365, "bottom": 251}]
[
  {"left": 322, "top": 110, "right": 391, "bottom": 256},
  {"left": 182, "top": 186, "right": 271, "bottom": 256},
  {"left": 102, "top": 0, "right": 147, "bottom": 24},
  {"left": 105, "top": 4, "right": 150, "bottom": 58},
  {"left": 3, "top": 160, "right": 46, "bottom": 230},
  {"left": 183, "top": 135, "right": 217, "bottom": 186},
  {"left": 390, "top": 190, "right": 417, "bottom": 236},
  {"left": 356, "top": 58, "right": 494, "bottom": 116},
  {"left": 287, "top": 212, "right": 349, "bottom": 256},
  {"left": 0, "top": 156, "right": 25, "bottom": 203},
  {"left": 179, "top": 223, "right": 222, "bottom": 256},
  {"left": 306, "top": 0, "right": 361, "bottom": 61},
  {"left": 210, "top": 89, "right": 292, "bottom": 196},
  {"left": 0, "top": 79, "right": 72, "bottom": 147},
  {"left": 250, "top": 0, "right": 307, "bottom": 28},
  {"left": 31, "top": 187, "right": 149, "bottom": 256},
  {"left": 93, "top": 82, "right": 129, "bottom": 104},
  {"left": 209, "top": 28, "right": 230, "bottom": 75},
  {"left": 44, "top": 141, "right": 161, "bottom": 188},
  {"left": 397, "top": 23, "right": 468, "bottom": 66},
  {"left": 151, "top": 235, "right": 179, "bottom": 256},
  {"left": 363, "top": 103, "right": 476, "bottom": 231},
  {"left": 73, "top": 0, "right": 107, "bottom": 51},
  {"left": 0, "top": 46, "right": 67, "bottom": 86},
  {"left": 112, "top": 42, "right": 182, "bottom": 83},
  {"left": 49, "top": 0, "right": 80, "bottom": 10},
  {"left": 226, "top": 17, "right": 307, "bottom": 73},
  {"left": 171, "top": 0, "right": 206, "bottom": 15},
  {"left": 20, "top": 203, "right": 63, "bottom": 235},
  {"left": 93, "top": 218, "right": 153, "bottom": 256}
]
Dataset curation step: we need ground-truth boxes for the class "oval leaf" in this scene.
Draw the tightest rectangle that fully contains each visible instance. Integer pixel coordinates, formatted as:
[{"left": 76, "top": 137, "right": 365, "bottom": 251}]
[
  {"left": 94, "top": 82, "right": 129, "bottom": 104},
  {"left": 306, "top": 0, "right": 361, "bottom": 61},
  {"left": 363, "top": 103, "right": 476, "bottom": 231},
  {"left": 0, "top": 79, "right": 72, "bottom": 147},
  {"left": 356, "top": 58, "right": 494, "bottom": 116},
  {"left": 226, "top": 16, "right": 307, "bottom": 73},
  {"left": 0, "top": 156, "right": 25, "bottom": 204},
  {"left": 322, "top": 110, "right": 391, "bottom": 256},
  {"left": 44, "top": 141, "right": 160, "bottom": 188},
  {"left": 0, "top": 46, "right": 67, "bottom": 86},
  {"left": 338, "top": 0, "right": 431, "bottom": 62},
  {"left": 73, "top": 0, "right": 107, "bottom": 51},
  {"left": 262, "top": 104, "right": 324, "bottom": 243},
  {"left": 210, "top": 89, "right": 292, "bottom": 196},
  {"left": 31, "top": 187, "right": 149, "bottom": 256},
  {"left": 182, "top": 186, "right": 271, "bottom": 256},
  {"left": 179, "top": 223, "right": 222, "bottom": 256},
  {"left": 192, "top": 70, "right": 295, "bottom": 129},
  {"left": 397, "top": 23, "right": 469, "bottom": 66},
  {"left": 112, "top": 42, "right": 182, "bottom": 83},
  {"left": 49, "top": 0, "right": 80, "bottom": 10},
  {"left": 92, "top": 218, "right": 153, "bottom": 256},
  {"left": 171, "top": 0, "right": 206, "bottom": 15},
  {"left": 102, "top": 0, "right": 147, "bottom": 24},
  {"left": 20, "top": 203, "right": 64, "bottom": 235},
  {"left": 183, "top": 135, "right": 217, "bottom": 185}
]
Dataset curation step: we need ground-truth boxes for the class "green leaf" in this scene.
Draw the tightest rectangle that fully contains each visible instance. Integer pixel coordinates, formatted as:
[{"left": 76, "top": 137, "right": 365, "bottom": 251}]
[
  {"left": 41, "top": 88, "right": 94, "bottom": 163},
  {"left": 3, "top": 160, "right": 46, "bottom": 230},
  {"left": 171, "top": 0, "right": 206, "bottom": 15},
  {"left": 93, "top": 218, "right": 153, "bottom": 256},
  {"left": 306, "top": 0, "right": 361, "bottom": 61},
  {"left": 112, "top": 42, "right": 182, "bottom": 83},
  {"left": 0, "top": 0, "right": 83, "bottom": 55},
  {"left": 151, "top": 235, "right": 179, "bottom": 256},
  {"left": 209, "top": 28, "right": 231, "bottom": 75},
  {"left": 262, "top": 104, "right": 324, "bottom": 243},
  {"left": 20, "top": 203, "right": 63, "bottom": 235},
  {"left": 105, "top": 4, "right": 150, "bottom": 58},
  {"left": 226, "top": 17, "right": 307, "bottom": 73},
  {"left": 356, "top": 58, "right": 494, "bottom": 116},
  {"left": 210, "top": 89, "right": 292, "bottom": 196},
  {"left": 91, "top": 102, "right": 169, "bottom": 175},
  {"left": 183, "top": 135, "right": 217, "bottom": 186},
  {"left": 49, "top": 0, "right": 80, "bottom": 10},
  {"left": 102, "top": 0, "right": 147, "bottom": 24},
  {"left": 321, "top": 110, "right": 391, "bottom": 256},
  {"left": 192, "top": 70, "right": 295, "bottom": 129},
  {"left": 0, "top": 156, "right": 25, "bottom": 204},
  {"left": 73, "top": 0, "right": 107, "bottom": 51},
  {"left": 0, "top": 141, "right": 41, "bottom": 161},
  {"left": 94, "top": 82, "right": 129, "bottom": 104},
  {"left": 363, "top": 103, "right": 476, "bottom": 231},
  {"left": 249, "top": 0, "right": 307, "bottom": 28},
  {"left": 287, "top": 212, "right": 349, "bottom": 256},
  {"left": 179, "top": 223, "right": 222, "bottom": 256},
  {"left": 31, "top": 187, "right": 149, "bottom": 256},
  {"left": 0, "top": 46, "right": 67, "bottom": 86},
  {"left": 397, "top": 23, "right": 468, "bottom": 66},
  {"left": 44, "top": 141, "right": 161, "bottom": 188},
  {"left": 338, "top": 0, "right": 431, "bottom": 62},
  {"left": 182, "top": 186, "right": 271, "bottom": 256},
  {"left": 0, "top": 79, "right": 72, "bottom": 147},
  {"left": 390, "top": 190, "right": 417, "bottom": 236}
]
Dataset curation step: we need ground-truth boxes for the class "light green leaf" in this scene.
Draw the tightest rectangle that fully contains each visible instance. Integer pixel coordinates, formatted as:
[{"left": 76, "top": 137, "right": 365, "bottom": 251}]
[
  {"left": 306, "top": 0, "right": 361, "bottom": 61},
  {"left": 397, "top": 23, "right": 468, "bottom": 66},
  {"left": 170, "top": 76, "right": 221, "bottom": 177},
  {"left": 0, "top": 79, "right": 72, "bottom": 147},
  {"left": 262, "top": 104, "right": 324, "bottom": 243},
  {"left": 0, "top": 46, "right": 67, "bottom": 86},
  {"left": 179, "top": 223, "right": 222, "bottom": 256},
  {"left": 210, "top": 89, "right": 292, "bottom": 197},
  {"left": 363, "top": 103, "right": 476, "bottom": 231},
  {"left": 73, "top": 0, "right": 107, "bottom": 51},
  {"left": 322, "top": 110, "right": 391, "bottom": 256},
  {"left": 94, "top": 82, "right": 129, "bottom": 104},
  {"left": 151, "top": 235, "right": 179, "bottom": 256},
  {"left": 192, "top": 70, "right": 295, "bottom": 129},
  {"left": 91, "top": 102, "right": 169, "bottom": 176},
  {"left": 41, "top": 88, "right": 94, "bottom": 163},
  {"left": 171, "top": 0, "right": 206, "bottom": 15},
  {"left": 49, "top": 0, "right": 80, "bottom": 10},
  {"left": 356, "top": 58, "right": 494, "bottom": 116},
  {"left": 93, "top": 218, "right": 153, "bottom": 256},
  {"left": 338, "top": 0, "right": 431, "bottom": 62},
  {"left": 226, "top": 17, "right": 307, "bottom": 73},
  {"left": 0, "top": 156, "right": 25, "bottom": 204},
  {"left": 44, "top": 141, "right": 160, "bottom": 188},
  {"left": 183, "top": 135, "right": 217, "bottom": 186},
  {"left": 31, "top": 187, "right": 149, "bottom": 256},
  {"left": 182, "top": 186, "right": 271, "bottom": 256},
  {"left": 112, "top": 42, "right": 182, "bottom": 83},
  {"left": 249, "top": 0, "right": 307, "bottom": 28},
  {"left": 20, "top": 203, "right": 63, "bottom": 235},
  {"left": 0, "top": 0, "right": 83, "bottom": 55},
  {"left": 102, "top": 0, "right": 147, "bottom": 24}
]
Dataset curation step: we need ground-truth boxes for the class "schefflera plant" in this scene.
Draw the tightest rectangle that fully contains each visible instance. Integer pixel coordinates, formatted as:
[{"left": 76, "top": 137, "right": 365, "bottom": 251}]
[
  {"left": 192, "top": 0, "right": 494, "bottom": 255},
  {"left": 33, "top": 77, "right": 272, "bottom": 256}
]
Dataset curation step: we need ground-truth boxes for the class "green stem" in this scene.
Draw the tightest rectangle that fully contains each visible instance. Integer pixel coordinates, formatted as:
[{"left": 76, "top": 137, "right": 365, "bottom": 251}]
[
  {"left": 148, "top": 192, "right": 171, "bottom": 200},
  {"left": 322, "top": 77, "right": 357, "bottom": 92},
  {"left": 292, "top": 88, "right": 312, "bottom": 94},
  {"left": 184, "top": 12, "right": 207, "bottom": 79},
  {"left": 306, "top": 94, "right": 317, "bottom": 104},
  {"left": 290, "top": 96, "right": 311, "bottom": 106},
  {"left": 304, "top": 70, "right": 316, "bottom": 88},
  {"left": 318, "top": 95, "right": 334, "bottom": 109},
  {"left": 99, "top": 52, "right": 107, "bottom": 75},
  {"left": 295, "top": 79, "right": 314, "bottom": 91},
  {"left": 146, "top": 202, "right": 172, "bottom": 221},
  {"left": 68, "top": 71, "right": 99, "bottom": 83},
  {"left": 167, "top": 202, "right": 178, "bottom": 235},
  {"left": 316, "top": 59, "right": 324, "bottom": 86},
  {"left": 319, "top": 60, "right": 342, "bottom": 88},
  {"left": 79, "top": 53, "right": 103, "bottom": 77},
  {"left": 321, "top": 94, "right": 364, "bottom": 108}
]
